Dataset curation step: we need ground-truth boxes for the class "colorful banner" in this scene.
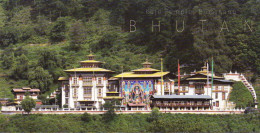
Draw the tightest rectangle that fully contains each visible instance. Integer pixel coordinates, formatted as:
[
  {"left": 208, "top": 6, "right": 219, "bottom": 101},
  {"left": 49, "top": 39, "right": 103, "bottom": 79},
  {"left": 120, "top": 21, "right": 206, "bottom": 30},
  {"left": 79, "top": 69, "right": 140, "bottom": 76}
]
[{"left": 121, "top": 80, "right": 154, "bottom": 105}]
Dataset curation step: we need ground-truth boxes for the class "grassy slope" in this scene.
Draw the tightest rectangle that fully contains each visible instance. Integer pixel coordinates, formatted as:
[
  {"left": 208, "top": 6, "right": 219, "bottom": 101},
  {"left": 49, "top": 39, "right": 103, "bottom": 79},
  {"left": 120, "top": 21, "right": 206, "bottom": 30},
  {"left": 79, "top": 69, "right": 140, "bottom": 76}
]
[
  {"left": 0, "top": 114, "right": 259, "bottom": 132},
  {"left": 229, "top": 82, "right": 254, "bottom": 108}
]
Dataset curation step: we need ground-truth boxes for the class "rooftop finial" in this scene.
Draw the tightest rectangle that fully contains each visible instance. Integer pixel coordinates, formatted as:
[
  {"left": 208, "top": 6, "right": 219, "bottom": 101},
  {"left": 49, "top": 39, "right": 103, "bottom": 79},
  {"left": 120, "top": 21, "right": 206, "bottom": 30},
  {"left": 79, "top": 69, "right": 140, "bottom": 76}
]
[
  {"left": 88, "top": 50, "right": 95, "bottom": 60},
  {"left": 142, "top": 58, "right": 152, "bottom": 68}
]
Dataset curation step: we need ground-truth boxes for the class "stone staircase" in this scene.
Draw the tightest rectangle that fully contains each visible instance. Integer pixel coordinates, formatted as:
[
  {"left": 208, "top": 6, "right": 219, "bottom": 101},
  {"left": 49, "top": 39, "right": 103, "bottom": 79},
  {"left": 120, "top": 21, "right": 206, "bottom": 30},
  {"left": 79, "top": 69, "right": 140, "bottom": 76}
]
[{"left": 240, "top": 74, "right": 258, "bottom": 108}]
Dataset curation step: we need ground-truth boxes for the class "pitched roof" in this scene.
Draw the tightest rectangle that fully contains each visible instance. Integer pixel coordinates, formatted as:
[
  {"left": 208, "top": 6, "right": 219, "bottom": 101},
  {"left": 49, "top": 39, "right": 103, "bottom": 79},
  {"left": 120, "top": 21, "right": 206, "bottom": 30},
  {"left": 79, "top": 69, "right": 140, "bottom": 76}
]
[
  {"left": 132, "top": 67, "right": 160, "bottom": 72},
  {"left": 64, "top": 67, "right": 114, "bottom": 73},
  {"left": 106, "top": 91, "right": 120, "bottom": 94},
  {"left": 12, "top": 88, "right": 40, "bottom": 93},
  {"left": 182, "top": 73, "right": 223, "bottom": 81},
  {"left": 80, "top": 60, "right": 103, "bottom": 63},
  {"left": 103, "top": 96, "right": 123, "bottom": 99},
  {"left": 58, "top": 77, "right": 69, "bottom": 81},
  {"left": 114, "top": 71, "right": 170, "bottom": 78}
]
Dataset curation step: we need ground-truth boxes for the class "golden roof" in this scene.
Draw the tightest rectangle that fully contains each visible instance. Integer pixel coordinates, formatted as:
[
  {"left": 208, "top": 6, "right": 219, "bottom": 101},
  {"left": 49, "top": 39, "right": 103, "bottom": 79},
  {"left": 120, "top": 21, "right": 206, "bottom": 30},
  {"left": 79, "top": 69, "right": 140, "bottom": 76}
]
[
  {"left": 65, "top": 67, "right": 114, "bottom": 72},
  {"left": 80, "top": 60, "right": 102, "bottom": 63},
  {"left": 132, "top": 67, "right": 160, "bottom": 72},
  {"left": 108, "top": 77, "right": 119, "bottom": 80},
  {"left": 58, "top": 77, "right": 69, "bottom": 81},
  {"left": 106, "top": 91, "right": 120, "bottom": 94},
  {"left": 185, "top": 73, "right": 223, "bottom": 81},
  {"left": 114, "top": 71, "right": 169, "bottom": 78},
  {"left": 103, "top": 96, "right": 123, "bottom": 99},
  {"left": 200, "top": 73, "right": 223, "bottom": 78}
]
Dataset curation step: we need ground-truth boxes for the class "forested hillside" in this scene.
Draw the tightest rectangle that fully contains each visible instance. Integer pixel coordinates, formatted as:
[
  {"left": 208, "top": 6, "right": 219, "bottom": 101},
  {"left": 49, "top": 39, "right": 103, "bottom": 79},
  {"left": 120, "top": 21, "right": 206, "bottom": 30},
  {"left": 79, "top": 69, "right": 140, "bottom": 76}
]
[{"left": 0, "top": 0, "right": 259, "bottom": 98}]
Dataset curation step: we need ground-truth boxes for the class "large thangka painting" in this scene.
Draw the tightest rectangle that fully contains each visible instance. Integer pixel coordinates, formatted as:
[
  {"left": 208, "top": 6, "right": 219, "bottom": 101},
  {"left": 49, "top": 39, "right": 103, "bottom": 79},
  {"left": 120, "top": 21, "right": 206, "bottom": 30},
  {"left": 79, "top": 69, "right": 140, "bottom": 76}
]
[{"left": 120, "top": 80, "right": 155, "bottom": 105}]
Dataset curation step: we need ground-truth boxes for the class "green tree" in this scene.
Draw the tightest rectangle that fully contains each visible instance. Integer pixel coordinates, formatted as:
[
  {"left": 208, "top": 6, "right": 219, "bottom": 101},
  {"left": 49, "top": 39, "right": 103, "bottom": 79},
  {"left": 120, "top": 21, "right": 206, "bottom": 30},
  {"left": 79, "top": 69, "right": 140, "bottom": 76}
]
[
  {"left": 69, "top": 20, "right": 86, "bottom": 51},
  {"left": 49, "top": 17, "right": 67, "bottom": 44},
  {"left": 10, "top": 54, "right": 29, "bottom": 79},
  {"left": 1, "top": 52, "right": 14, "bottom": 69},
  {"left": 102, "top": 100, "right": 118, "bottom": 122},
  {"left": 37, "top": 48, "right": 62, "bottom": 69},
  {"left": 28, "top": 66, "right": 53, "bottom": 92},
  {"left": 0, "top": 3, "right": 6, "bottom": 28},
  {"left": 9, "top": 6, "right": 34, "bottom": 42},
  {"left": 0, "top": 26, "right": 17, "bottom": 47},
  {"left": 21, "top": 96, "right": 36, "bottom": 114}
]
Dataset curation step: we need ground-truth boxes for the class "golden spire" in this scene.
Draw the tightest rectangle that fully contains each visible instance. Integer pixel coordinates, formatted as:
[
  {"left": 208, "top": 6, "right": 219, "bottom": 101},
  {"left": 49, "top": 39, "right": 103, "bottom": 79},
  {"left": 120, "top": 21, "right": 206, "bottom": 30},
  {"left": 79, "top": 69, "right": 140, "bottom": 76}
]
[
  {"left": 87, "top": 50, "right": 95, "bottom": 60},
  {"left": 142, "top": 58, "right": 152, "bottom": 68}
]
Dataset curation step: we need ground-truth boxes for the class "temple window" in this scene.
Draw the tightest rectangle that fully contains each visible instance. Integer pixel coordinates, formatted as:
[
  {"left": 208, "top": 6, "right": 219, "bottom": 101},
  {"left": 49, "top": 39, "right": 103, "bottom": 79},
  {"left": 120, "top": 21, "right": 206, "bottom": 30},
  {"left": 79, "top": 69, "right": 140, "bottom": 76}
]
[
  {"left": 215, "top": 92, "right": 218, "bottom": 99},
  {"left": 195, "top": 84, "right": 204, "bottom": 90},
  {"left": 65, "top": 99, "right": 68, "bottom": 104},
  {"left": 222, "top": 92, "right": 225, "bottom": 100},
  {"left": 84, "top": 87, "right": 92, "bottom": 97},
  {"left": 98, "top": 88, "right": 102, "bottom": 97},
  {"left": 195, "top": 84, "right": 204, "bottom": 94},
  {"left": 216, "top": 101, "right": 219, "bottom": 107},
  {"left": 73, "top": 77, "right": 78, "bottom": 84},
  {"left": 97, "top": 77, "right": 102, "bottom": 84},
  {"left": 73, "top": 88, "right": 77, "bottom": 97},
  {"left": 83, "top": 77, "right": 92, "bottom": 85}
]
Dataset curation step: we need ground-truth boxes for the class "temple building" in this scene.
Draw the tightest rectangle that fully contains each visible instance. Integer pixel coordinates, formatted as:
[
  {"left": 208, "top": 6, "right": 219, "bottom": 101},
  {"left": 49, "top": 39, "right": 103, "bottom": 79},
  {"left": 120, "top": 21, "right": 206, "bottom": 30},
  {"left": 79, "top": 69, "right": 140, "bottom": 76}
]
[
  {"left": 11, "top": 87, "right": 40, "bottom": 104},
  {"left": 170, "top": 64, "right": 234, "bottom": 110},
  {"left": 150, "top": 64, "right": 235, "bottom": 110},
  {"left": 59, "top": 53, "right": 114, "bottom": 109},
  {"left": 113, "top": 59, "right": 174, "bottom": 110}
]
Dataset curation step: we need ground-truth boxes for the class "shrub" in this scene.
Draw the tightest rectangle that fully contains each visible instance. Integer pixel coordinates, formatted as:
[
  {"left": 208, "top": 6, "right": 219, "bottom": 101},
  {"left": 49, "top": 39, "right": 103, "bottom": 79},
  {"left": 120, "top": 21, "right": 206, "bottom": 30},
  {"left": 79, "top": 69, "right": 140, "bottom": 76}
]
[
  {"left": 81, "top": 112, "right": 92, "bottom": 122},
  {"left": 21, "top": 96, "right": 36, "bottom": 114},
  {"left": 102, "top": 100, "right": 117, "bottom": 122},
  {"left": 147, "top": 107, "right": 161, "bottom": 122}
]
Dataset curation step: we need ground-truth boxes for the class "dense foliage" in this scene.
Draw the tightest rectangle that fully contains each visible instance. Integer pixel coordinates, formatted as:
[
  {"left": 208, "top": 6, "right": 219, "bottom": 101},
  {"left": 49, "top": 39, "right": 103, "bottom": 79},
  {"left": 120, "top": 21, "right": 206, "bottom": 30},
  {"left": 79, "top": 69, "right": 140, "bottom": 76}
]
[
  {"left": 21, "top": 96, "right": 36, "bottom": 114},
  {"left": 0, "top": 113, "right": 259, "bottom": 132},
  {"left": 230, "top": 82, "right": 254, "bottom": 108},
  {"left": 0, "top": 0, "right": 259, "bottom": 103}
]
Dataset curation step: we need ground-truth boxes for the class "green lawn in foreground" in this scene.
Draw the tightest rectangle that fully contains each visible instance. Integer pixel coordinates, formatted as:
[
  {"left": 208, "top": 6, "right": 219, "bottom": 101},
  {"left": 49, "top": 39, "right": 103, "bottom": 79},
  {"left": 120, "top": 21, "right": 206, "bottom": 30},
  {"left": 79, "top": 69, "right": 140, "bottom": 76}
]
[{"left": 0, "top": 113, "right": 259, "bottom": 132}]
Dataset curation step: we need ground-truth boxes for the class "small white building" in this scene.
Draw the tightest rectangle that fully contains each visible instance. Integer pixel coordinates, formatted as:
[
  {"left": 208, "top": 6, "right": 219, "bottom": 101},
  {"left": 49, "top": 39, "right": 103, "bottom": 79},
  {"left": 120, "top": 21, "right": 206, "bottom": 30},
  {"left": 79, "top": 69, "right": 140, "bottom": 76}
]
[{"left": 11, "top": 87, "right": 40, "bottom": 104}]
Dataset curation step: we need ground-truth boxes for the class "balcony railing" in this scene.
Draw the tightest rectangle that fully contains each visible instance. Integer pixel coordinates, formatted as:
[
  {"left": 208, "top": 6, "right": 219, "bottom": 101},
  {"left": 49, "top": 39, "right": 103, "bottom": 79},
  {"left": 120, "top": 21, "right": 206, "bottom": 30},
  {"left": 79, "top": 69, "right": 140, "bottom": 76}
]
[
  {"left": 83, "top": 82, "right": 93, "bottom": 86},
  {"left": 96, "top": 84, "right": 104, "bottom": 87},
  {"left": 212, "top": 89, "right": 228, "bottom": 92},
  {"left": 83, "top": 94, "right": 92, "bottom": 97},
  {"left": 195, "top": 90, "right": 204, "bottom": 94},
  {"left": 72, "top": 84, "right": 79, "bottom": 86},
  {"left": 152, "top": 103, "right": 210, "bottom": 107},
  {"left": 179, "top": 90, "right": 188, "bottom": 93}
]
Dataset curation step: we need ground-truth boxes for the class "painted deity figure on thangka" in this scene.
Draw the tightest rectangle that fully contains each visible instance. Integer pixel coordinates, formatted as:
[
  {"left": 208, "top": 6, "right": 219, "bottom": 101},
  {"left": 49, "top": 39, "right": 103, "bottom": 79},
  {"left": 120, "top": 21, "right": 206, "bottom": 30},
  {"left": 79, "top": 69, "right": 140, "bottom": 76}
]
[{"left": 121, "top": 80, "right": 154, "bottom": 105}]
